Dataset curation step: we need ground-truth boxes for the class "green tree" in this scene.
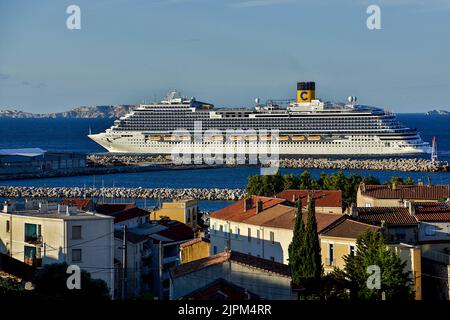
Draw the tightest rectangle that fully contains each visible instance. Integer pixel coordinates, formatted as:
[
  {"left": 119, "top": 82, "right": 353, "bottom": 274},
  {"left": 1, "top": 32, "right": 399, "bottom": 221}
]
[
  {"left": 303, "top": 198, "right": 323, "bottom": 283},
  {"left": 283, "top": 174, "right": 299, "bottom": 190},
  {"left": 299, "top": 171, "right": 313, "bottom": 190},
  {"left": 288, "top": 200, "right": 306, "bottom": 285},
  {"left": 344, "top": 230, "right": 413, "bottom": 300},
  {"left": 33, "top": 263, "right": 110, "bottom": 300}
]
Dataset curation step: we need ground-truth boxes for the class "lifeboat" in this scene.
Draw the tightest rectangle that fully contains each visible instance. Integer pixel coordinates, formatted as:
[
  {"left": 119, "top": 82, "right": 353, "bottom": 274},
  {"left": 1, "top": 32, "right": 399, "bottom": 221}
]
[
  {"left": 275, "top": 136, "right": 289, "bottom": 141},
  {"left": 229, "top": 136, "right": 243, "bottom": 141},
  {"left": 212, "top": 135, "right": 224, "bottom": 141},
  {"left": 259, "top": 135, "right": 273, "bottom": 141},
  {"left": 176, "top": 136, "right": 191, "bottom": 141},
  {"left": 307, "top": 135, "right": 321, "bottom": 141},
  {"left": 163, "top": 136, "right": 176, "bottom": 141},
  {"left": 245, "top": 136, "right": 258, "bottom": 141},
  {"left": 291, "top": 135, "right": 305, "bottom": 141},
  {"left": 145, "top": 136, "right": 161, "bottom": 141}
]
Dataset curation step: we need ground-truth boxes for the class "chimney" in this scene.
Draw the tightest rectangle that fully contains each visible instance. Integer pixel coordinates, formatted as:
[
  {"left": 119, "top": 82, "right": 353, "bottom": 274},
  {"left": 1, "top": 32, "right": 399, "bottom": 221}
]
[
  {"left": 418, "top": 178, "right": 423, "bottom": 187},
  {"left": 360, "top": 182, "right": 366, "bottom": 193},
  {"left": 351, "top": 207, "right": 358, "bottom": 218},
  {"left": 392, "top": 182, "right": 398, "bottom": 190},
  {"left": 407, "top": 201, "right": 416, "bottom": 216},
  {"left": 256, "top": 200, "right": 263, "bottom": 214},
  {"left": 427, "top": 177, "right": 431, "bottom": 187},
  {"left": 244, "top": 197, "right": 252, "bottom": 212},
  {"left": 292, "top": 194, "right": 296, "bottom": 202}
]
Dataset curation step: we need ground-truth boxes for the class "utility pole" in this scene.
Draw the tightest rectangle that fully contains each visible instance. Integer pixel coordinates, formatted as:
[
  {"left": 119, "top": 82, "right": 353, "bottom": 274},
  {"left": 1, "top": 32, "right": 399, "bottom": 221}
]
[
  {"left": 121, "top": 225, "right": 127, "bottom": 300},
  {"left": 158, "top": 241, "right": 163, "bottom": 300}
]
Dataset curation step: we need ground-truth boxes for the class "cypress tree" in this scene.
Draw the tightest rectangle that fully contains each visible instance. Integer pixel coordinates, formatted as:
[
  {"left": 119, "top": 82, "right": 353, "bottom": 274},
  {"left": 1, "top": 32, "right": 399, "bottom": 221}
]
[
  {"left": 303, "top": 197, "right": 323, "bottom": 283},
  {"left": 288, "top": 199, "right": 306, "bottom": 285}
]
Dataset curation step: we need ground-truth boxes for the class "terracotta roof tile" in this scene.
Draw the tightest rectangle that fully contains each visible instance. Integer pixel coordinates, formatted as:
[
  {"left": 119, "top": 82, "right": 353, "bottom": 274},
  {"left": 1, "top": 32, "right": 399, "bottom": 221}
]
[
  {"left": 361, "top": 184, "right": 450, "bottom": 200},
  {"left": 209, "top": 196, "right": 289, "bottom": 222},
  {"left": 354, "top": 207, "right": 418, "bottom": 225},
  {"left": 180, "top": 237, "right": 210, "bottom": 248},
  {"left": 60, "top": 198, "right": 92, "bottom": 210},
  {"left": 414, "top": 202, "right": 450, "bottom": 221},
  {"left": 321, "top": 217, "right": 381, "bottom": 238},
  {"left": 276, "top": 189, "right": 342, "bottom": 208},
  {"left": 157, "top": 220, "right": 194, "bottom": 242}
]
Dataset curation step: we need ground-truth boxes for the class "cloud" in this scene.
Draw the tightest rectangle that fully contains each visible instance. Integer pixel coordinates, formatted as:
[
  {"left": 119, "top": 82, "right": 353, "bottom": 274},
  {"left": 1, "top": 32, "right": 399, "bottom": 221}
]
[{"left": 231, "top": 0, "right": 295, "bottom": 8}]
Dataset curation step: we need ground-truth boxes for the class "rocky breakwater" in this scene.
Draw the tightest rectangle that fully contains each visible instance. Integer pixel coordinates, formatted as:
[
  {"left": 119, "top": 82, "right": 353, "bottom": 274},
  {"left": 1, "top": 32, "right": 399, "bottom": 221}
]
[
  {"left": 271, "top": 158, "right": 449, "bottom": 172},
  {"left": 0, "top": 186, "right": 246, "bottom": 201}
]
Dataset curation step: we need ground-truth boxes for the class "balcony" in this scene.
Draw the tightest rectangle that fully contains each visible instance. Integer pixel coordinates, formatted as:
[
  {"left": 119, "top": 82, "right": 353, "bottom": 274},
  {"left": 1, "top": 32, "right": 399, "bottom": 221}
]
[{"left": 24, "top": 235, "right": 43, "bottom": 246}]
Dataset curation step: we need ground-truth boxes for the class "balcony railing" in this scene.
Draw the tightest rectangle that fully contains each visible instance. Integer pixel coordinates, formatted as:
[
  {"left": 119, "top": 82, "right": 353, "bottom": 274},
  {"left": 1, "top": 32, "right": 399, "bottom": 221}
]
[{"left": 24, "top": 235, "right": 43, "bottom": 246}]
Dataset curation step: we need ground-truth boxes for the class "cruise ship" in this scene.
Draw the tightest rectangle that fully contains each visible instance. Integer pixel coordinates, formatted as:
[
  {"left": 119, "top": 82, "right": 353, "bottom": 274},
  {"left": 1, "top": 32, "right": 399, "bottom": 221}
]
[{"left": 88, "top": 82, "right": 430, "bottom": 156}]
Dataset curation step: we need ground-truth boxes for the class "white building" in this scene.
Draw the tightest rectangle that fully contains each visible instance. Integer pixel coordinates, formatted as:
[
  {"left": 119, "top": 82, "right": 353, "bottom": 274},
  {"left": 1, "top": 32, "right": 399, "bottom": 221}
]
[
  {"left": 209, "top": 195, "right": 344, "bottom": 264},
  {"left": 0, "top": 199, "right": 115, "bottom": 297}
]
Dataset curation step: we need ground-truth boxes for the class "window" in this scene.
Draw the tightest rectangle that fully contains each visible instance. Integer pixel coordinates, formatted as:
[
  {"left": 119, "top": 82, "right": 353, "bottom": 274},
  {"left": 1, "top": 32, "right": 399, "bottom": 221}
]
[
  {"left": 425, "top": 225, "right": 436, "bottom": 236},
  {"left": 257, "top": 230, "right": 260, "bottom": 243},
  {"left": 248, "top": 228, "right": 251, "bottom": 242},
  {"left": 270, "top": 231, "right": 275, "bottom": 244},
  {"left": 212, "top": 223, "right": 217, "bottom": 235},
  {"left": 448, "top": 225, "right": 450, "bottom": 236},
  {"left": 328, "top": 243, "right": 334, "bottom": 266},
  {"left": 270, "top": 257, "right": 275, "bottom": 262},
  {"left": 72, "top": 226, "right": 82, "bottom": 240},
  {"left": 365, "top": 203, "right": 372, "bottom": 207},
  {"left": 349, "top": 245, "right": 355, "bottom": 256},
  {"left": 6, "top": 220, "right": 10, "bottom": 233},
  {"left": 72, "top": 249, "right": 82, "bottom": 263},
  {"left": 213, "top": 246, "right": 217, "bottom": 255},
  {"left": 235, "top": 227, "right": 240, "bottom": 239}
]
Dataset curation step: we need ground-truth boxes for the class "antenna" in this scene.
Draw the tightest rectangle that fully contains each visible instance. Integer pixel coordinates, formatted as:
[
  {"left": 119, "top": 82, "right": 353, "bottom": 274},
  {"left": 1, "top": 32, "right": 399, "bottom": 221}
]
[
  {"left": 431, "top": 136, "right": 438, "bottom": 163},
  {"left": 88, "top": 125, "right": 92, "bottom": 135}
]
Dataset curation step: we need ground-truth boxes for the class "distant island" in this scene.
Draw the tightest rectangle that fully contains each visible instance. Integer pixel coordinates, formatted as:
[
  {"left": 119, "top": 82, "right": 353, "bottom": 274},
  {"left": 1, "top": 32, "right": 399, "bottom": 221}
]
[
  {"left": 0, "top": 105, "right": 136, "bottom": 118},
  {"left": 425, "top": 109, "right": 449, "bottom": 115}
]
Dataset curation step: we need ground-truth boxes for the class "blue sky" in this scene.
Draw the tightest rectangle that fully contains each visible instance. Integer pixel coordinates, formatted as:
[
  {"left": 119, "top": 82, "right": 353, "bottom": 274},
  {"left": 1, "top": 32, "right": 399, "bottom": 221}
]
[{"left": 0, "top": 0, "right": 449, "bottom": 113}]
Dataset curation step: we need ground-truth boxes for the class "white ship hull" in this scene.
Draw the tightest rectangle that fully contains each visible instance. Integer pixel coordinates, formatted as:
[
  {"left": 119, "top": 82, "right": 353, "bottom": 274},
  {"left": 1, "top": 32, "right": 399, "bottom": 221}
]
[{"left": 89, "top": 132, "right": 430, "bottom": 156}]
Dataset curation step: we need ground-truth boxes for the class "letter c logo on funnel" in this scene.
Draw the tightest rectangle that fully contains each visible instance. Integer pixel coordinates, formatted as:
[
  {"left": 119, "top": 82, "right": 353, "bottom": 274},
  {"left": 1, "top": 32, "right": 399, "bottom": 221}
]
[{"left": 300, "top": 91, "right": 308, "bottom": 101}]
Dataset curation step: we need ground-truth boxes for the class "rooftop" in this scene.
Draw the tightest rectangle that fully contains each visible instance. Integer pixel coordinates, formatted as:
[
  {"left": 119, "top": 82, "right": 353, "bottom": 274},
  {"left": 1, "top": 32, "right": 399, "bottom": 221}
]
[
  {"left": 170, "top": 251, "right": 291, "bottom": 279},
  {"left": 353, "top": 207, "right": 418, "bottom": 225},
  {"left": 0, "top": 200, "right": 112, "bottom": 221},
  {"left": 360, "top": 184, "right": 450, "bottom": 200},
  {"left": 115, "top": 219, "right": 194, "bottom": 244},
  {"left": 211, "top": 197, "right": 344, "bottom": 232},
  {"left": 209, "top": 195, "right": 291, "bottom": 222},
  {"left": 414, "top": 202, "right": 450, "bottom": 222},
  {"left": 321, "top": 217, "right": 381, "bottom": 239},
  {"left": 275, "top": 189, "right": 342, "bottom": 208}
]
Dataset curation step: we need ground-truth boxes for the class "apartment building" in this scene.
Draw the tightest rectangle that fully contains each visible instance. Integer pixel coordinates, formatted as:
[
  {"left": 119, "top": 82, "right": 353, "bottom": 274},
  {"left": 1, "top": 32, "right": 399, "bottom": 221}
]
[
  {"left": 209, "top": 195, "right": 344, "bottom": 264},
  {"left": 0, "top": 199, "right": 115, "bottom": 297},
  {"left": 150, "top": 199, "right": 198, "bottom": 229},
  {"left": 357, "top": 183, "right": 450, "bottom": 208}
]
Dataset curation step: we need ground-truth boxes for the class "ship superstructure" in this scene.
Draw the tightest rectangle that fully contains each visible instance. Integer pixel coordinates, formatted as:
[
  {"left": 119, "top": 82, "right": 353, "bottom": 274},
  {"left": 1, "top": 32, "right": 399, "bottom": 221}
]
[{"left": 88, "top": 82, "right": 430, "bottom": 156}]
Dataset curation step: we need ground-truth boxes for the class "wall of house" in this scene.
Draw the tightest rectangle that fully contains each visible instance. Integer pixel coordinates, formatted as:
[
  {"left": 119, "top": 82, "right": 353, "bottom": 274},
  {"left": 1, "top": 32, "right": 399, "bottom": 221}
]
[
  {"left": 357, "top": 188, "right": 444, "bottom": 208},
  {"left": 151, "top": 201, "right": 197, "bottom": 228},
  {"left": 114, "top": 237, "right": 144, "bottom": 298},
  {"left": 389, "top": 244, "right": 422, "bottom": 300},
  {"left": 320, "top": 236, "right": 355, "bottom": 273},
  {"left": 180, "top": 240, "right": 210, "bottom": 264},
  {"left": 209, "top": 217, "right": 293, "bottom": 264},
  {"left": 419, "top": 221, "right": 450, "bottom": 242},
  {"left": 422, "top": 258, "right": 450, "bottom": 300},
  {"left": 170, "top": 261, "right": 296, "bottom": 300},
  {"left": 0, "top": 213, "right": 115, "bottom": 298}
]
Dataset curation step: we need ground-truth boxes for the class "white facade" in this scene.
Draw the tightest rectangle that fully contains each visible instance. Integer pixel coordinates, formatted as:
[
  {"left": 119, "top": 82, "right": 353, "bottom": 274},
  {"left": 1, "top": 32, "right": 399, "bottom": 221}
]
[
  {"left": 419, "top": 221, "right": 450, "bottom": 242},
  {"left": 209, "top": 217, "right": 293, "bottom": 264},
  {"left": 0, "top": 200, "right": 115, "bottom": 297}
]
